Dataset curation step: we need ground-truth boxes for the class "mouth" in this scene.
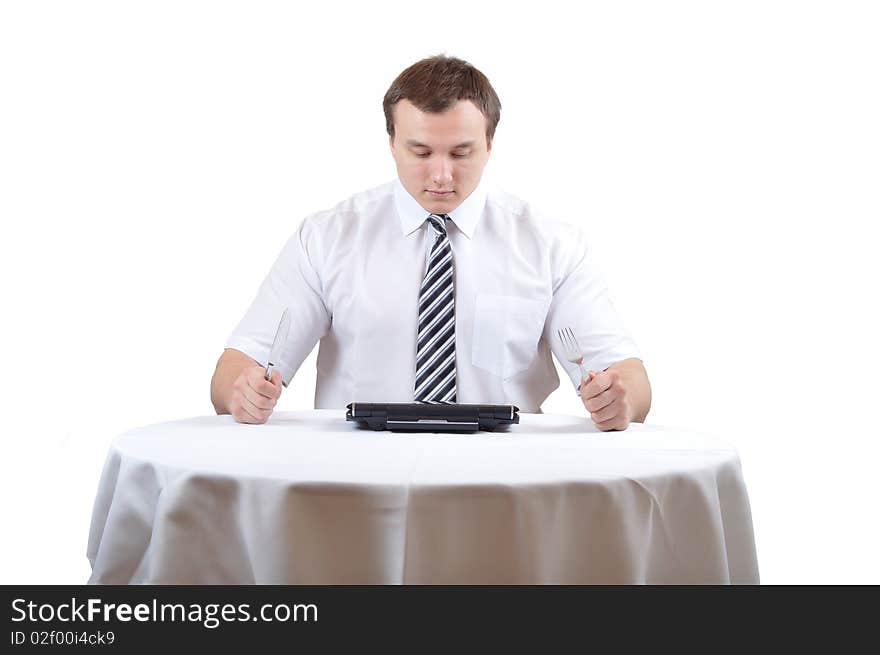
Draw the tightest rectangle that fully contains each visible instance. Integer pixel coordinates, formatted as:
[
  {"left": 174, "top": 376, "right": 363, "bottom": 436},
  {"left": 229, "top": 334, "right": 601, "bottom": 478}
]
[{"left": 426, "top": 190, "right": 454, "bottom": 198}]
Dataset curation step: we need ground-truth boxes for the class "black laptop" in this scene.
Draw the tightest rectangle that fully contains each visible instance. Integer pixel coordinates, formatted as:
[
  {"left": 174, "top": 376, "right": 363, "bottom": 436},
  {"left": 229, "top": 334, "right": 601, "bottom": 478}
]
[{"left": 346, "top": 402, "right": 519, "bottom": 432}]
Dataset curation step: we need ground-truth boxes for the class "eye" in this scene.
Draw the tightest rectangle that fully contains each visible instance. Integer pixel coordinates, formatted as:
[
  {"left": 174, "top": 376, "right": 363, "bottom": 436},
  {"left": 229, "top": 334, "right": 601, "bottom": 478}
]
[{"left": 414, "top": 152, "right": 430, "bottom": 158}]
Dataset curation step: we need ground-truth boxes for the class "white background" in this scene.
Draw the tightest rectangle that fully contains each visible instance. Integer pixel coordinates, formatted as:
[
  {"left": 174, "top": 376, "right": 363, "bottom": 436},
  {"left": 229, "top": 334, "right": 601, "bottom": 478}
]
[{"left": 1, "top": 0, "right": 878, "bottom": 584}]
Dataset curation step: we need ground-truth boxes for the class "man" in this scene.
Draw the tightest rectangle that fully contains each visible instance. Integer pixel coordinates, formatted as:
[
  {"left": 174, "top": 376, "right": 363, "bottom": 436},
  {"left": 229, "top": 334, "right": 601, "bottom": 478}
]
[{"left": 211, "top": 55, "right": 651, "bottom": 430}]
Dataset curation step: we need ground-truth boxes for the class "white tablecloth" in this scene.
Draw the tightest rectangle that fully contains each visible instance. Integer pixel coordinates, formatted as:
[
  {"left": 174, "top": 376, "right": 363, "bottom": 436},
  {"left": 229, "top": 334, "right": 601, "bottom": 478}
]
[{"left": 87, "top": 410, "right": 759, "bottom": 584}]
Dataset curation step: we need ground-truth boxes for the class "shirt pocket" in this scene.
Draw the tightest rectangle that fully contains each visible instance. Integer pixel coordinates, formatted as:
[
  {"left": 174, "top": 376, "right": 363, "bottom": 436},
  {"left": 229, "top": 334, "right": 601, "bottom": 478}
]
[{"left": 471, "top": 293, "right": 548, "bottom": 379}]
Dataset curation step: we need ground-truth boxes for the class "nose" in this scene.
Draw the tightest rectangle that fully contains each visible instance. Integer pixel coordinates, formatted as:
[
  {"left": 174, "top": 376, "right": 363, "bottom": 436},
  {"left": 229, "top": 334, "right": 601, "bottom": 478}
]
[{"left": 430, "top": 156, "right": 454, "bottom": 187}]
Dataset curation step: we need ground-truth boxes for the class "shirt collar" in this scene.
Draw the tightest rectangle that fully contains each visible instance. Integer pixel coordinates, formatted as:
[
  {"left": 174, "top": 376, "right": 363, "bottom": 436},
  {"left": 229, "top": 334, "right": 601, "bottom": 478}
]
[{"left": 394, "top": 177, "right": 487, "bottom": 240}]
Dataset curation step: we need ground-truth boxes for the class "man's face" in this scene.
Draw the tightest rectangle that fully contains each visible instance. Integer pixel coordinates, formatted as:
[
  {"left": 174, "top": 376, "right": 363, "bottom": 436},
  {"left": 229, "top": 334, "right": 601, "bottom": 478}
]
[{"left": 389, "top": 99, "right": 492, "bottom": 214}]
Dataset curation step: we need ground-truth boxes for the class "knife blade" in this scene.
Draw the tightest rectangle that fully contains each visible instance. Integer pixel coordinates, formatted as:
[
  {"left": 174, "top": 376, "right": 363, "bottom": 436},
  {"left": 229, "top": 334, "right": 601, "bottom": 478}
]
[{"left": 264, "top": 307, "right": 291, "bottom": 382}]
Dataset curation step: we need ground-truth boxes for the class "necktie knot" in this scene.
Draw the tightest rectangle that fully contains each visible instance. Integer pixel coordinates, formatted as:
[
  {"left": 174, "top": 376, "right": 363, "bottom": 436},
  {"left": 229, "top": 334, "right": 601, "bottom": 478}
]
[{"left": 426, "top": 214, "right": 449, "bottom": 236}]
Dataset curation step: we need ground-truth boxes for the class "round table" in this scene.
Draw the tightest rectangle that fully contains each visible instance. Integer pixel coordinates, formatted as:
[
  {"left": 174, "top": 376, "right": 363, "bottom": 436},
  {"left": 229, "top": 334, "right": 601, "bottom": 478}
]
[{"left": 86, "top": 410, "right": 759, "bottom": 584}]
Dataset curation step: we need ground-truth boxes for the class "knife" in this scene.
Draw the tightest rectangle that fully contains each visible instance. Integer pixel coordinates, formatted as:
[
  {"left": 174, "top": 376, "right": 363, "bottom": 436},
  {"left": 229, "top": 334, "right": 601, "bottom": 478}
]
[{"left": 264, "top": 307, "right": 291, "bottom": 382}]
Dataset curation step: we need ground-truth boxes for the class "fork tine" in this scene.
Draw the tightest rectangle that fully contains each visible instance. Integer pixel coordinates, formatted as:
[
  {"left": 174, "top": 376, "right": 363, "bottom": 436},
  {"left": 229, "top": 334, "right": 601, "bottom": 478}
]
[
  {"left": 567, "top": 327, "right": 581, "bottom": 354},
  {"left": 570, "top": 328, "right": 584, "bottom": 357},
  {"left": 558, "top": 327, "right": 592, "bottom": 390},
  {"left": 557, "top": 327, "right": 569, "bottom": 356},
  {"left": 557, "top": 326, "right": 577, "bottom": 360}
]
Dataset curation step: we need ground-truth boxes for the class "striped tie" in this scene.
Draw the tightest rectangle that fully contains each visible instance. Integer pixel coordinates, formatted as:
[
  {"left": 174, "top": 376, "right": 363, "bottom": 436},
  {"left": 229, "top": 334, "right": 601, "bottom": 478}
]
[{"left": 414, "top": 213, "right": 457, "bottom": 403}]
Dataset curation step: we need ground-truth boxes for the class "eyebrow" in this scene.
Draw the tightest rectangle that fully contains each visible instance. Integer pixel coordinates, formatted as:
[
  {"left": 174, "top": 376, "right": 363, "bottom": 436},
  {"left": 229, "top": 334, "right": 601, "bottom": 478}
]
[{"left": 405, "top": 140, "right": 476, "bottom": 149}]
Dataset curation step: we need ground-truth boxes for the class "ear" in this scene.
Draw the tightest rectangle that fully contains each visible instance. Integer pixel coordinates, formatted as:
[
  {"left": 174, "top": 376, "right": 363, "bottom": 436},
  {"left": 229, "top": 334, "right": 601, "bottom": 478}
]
[{"left": 486, "top": 137, "right": 493, "bottom": 154}]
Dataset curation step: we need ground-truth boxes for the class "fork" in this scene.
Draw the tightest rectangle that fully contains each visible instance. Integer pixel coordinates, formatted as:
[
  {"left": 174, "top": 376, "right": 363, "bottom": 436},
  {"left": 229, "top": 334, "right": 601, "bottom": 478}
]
[{"left": 557, "top": 327, "right": 595, "bottom": 390}]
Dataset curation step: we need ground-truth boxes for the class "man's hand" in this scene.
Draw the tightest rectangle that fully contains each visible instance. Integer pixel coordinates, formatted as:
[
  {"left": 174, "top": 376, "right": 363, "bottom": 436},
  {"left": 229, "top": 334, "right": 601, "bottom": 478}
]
[
  {"left": 579, "top": 359, "right": 651, "bottom": 431},
  {"left": 228, "top": 366, "right": 283, "bottom": 424},
  {"left": 580, "top": 369, "right": 632, "bottom": 431}
]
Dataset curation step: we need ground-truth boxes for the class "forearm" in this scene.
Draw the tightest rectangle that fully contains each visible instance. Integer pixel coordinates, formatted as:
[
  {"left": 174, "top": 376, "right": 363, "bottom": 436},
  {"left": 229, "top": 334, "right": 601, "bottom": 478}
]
[
  {"left": 607, "top": 358, "right": 652, "bottom": 423},
  {"left": 211, "top": 348, "right": 259, "bottom": 414}
]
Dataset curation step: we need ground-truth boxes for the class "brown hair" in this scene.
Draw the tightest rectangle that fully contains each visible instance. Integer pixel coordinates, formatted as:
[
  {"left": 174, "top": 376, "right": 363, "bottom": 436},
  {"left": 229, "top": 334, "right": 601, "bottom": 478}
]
[{"left": 383, "top": 55, "right": 501, "bottom": 143}]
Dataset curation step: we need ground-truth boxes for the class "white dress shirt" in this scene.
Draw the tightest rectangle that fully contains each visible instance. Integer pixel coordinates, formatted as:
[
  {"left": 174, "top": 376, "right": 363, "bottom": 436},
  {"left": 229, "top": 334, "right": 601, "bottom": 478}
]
[{"left": 225, "top": 177, "right": 641, "bottom": 412}]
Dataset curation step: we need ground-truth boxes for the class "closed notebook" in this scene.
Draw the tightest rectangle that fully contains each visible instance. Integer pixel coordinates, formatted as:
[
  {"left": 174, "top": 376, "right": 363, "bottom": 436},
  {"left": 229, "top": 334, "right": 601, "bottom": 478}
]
[{"left": 346, "top": 402, "right": 519, "bottom": 432}]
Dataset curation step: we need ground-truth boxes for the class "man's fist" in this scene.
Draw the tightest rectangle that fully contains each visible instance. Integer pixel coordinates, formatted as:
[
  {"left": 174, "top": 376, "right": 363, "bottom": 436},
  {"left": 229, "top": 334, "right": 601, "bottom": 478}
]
[
  {"left": 229, "top": 366, "right": 283, "bottom": 424},
  {"left": 580, "top": 368, "right": 632, "bottom": 432}
]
